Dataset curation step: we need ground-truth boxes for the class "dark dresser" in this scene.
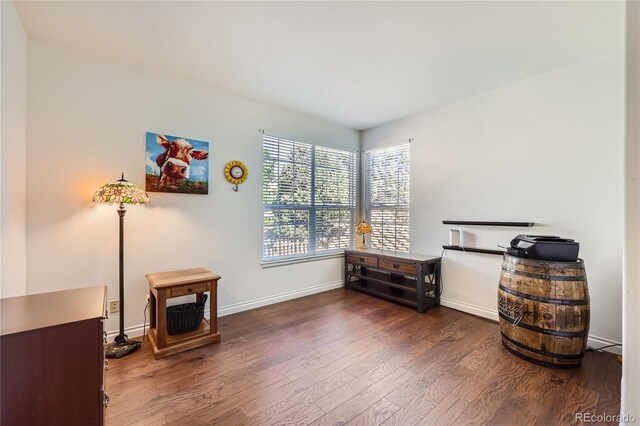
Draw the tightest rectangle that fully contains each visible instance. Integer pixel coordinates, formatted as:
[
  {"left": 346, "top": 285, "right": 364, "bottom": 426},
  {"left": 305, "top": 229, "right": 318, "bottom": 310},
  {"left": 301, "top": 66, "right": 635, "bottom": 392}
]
[{"left": 1, "top": 285, "right": 108, "bottom": 425}]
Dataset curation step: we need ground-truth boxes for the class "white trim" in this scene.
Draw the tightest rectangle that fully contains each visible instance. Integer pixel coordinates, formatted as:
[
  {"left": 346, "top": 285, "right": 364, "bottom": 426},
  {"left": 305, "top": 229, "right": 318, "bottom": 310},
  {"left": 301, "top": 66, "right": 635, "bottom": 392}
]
[
  {"left": 109, "top": 280, "right": 344, "bottom": 340},
  {"left": 440, "top": 297, "right": 499, "bottom": 322},
  {"left": 107, "top": 323, "right": 148, "bottom": 342},
  {"left": 261, "top": 251, "right": 343, "bottom": 268},
  {"left": 440, "top": 297, "right": 622, "bottom": 355},
  {"left": 215, "top": 280, "right": 343, "bottom": 317},
  {"left": 587, "top": 334, "right": 623, "bottom": 356}
]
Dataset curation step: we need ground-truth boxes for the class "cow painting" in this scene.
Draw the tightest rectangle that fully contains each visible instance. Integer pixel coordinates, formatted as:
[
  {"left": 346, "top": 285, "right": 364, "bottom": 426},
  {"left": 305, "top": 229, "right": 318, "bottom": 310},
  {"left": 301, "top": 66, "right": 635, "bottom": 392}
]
[{"left": 145, "top": 132, "right": 210, "bottom": 194}]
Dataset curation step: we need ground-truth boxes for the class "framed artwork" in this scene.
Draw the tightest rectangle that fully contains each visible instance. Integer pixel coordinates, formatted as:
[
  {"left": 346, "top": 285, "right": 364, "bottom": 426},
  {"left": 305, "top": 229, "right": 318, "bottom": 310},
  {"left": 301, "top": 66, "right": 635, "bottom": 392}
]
[{"left": 145, "top": 132, "right": 210, "bottom": 194}]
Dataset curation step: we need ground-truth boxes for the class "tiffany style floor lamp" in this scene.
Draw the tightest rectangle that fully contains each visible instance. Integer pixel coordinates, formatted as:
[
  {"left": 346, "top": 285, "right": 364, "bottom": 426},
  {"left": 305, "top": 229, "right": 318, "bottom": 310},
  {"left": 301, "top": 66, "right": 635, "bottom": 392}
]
[{"left": 93, "top": 173, "right": 149, "bottom": 358}]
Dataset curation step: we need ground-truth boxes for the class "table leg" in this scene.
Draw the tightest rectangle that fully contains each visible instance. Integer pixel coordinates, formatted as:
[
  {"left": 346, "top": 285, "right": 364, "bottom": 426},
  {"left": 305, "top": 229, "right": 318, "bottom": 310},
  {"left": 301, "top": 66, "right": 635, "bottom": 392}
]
[
  {"left": 416, "top": 264, "right": 426, "bottom": 314},
  {"left": 435, "top": 259, "right": 441, "bottom": 306},
  {"left": 149, "top": 291, "right": 156, "bottom": 329},
  {"left": 210, "top": 282, "right": 218, "bottom": 335},
  {"left": 344, "top": 257, "right": 350, "bottom": 289},
  {"left": 157, "top": 291, "right": 167, "bottom": 348}
]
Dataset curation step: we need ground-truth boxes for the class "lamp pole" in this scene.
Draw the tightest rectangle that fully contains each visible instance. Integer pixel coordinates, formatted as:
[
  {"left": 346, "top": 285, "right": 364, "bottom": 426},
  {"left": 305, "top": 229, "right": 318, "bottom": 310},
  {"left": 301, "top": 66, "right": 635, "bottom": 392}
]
[{"left": 115, "top": 202, "right": 127, "bottom": 344}]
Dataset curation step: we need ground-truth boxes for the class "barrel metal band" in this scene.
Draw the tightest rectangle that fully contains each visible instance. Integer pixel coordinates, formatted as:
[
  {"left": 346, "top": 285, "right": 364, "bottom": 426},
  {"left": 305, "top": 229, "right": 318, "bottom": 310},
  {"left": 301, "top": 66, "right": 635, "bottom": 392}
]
[
  {"left": 502, "top": 266, "right": 587, "bottom": 282},
  {"left": 499, "top": 312, "right": 589, "bottom": 337},
  {"left": 505, "top": 256, "right": 584, "bottom": 268},
  {"left": 500, "top": 332, "right": 584, "bottom": 359},
  {"left": 501, "top": 340, "right": 581, "bottom": 369},
  {"left": 498, "top": 284, "right": 590, "bottom": 306}
]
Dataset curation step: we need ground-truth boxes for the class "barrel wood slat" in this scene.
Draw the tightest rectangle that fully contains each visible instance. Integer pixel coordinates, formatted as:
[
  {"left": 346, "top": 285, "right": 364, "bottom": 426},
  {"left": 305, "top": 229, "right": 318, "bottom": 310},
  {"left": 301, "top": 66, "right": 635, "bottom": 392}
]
[
  {"left": 499, "top": 275, "right": 589, "bottom": 301},
  {"left": 498, "top": 294, "right": 589, "bottom": 333},
  {"left": 498, "top": 254, "right": 590, "bottom": 368}
]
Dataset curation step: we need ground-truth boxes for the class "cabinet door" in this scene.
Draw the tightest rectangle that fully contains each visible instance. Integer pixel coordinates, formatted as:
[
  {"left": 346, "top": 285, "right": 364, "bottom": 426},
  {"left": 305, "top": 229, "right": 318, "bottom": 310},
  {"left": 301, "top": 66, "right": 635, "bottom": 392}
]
[
  {"left": 1, "top": 319, "right": 104, "bottom": 426},
  {"left": 100, "top": 319, "right": 106, "bottom": 424}
]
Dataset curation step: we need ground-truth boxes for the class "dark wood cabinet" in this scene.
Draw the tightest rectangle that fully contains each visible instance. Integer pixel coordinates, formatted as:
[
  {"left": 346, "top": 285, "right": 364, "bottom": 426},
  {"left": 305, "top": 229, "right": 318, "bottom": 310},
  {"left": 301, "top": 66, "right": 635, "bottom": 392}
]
[
  {"left": 0, "top": 286, "right": 108, "bottom": 426},
  {"left": 344, "top": 249, "right": 441, "bottom": 313}
]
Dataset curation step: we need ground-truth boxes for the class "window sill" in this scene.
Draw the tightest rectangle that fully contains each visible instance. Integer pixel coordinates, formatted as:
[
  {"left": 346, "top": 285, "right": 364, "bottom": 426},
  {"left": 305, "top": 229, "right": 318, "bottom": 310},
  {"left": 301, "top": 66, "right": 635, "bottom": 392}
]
[{"left": 261, "top": 251, "right": 345, "bottom": 268}]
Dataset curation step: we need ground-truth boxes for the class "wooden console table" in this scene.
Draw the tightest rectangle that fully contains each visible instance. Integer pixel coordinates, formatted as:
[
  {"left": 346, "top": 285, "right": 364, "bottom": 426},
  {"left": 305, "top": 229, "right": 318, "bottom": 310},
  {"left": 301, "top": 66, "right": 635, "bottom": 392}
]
[
  {"left": 146, "top": 267, "right": 221, "bottom": 359},
  {"left": 344, "top": 249, "right": 441, "bottom": 313}
]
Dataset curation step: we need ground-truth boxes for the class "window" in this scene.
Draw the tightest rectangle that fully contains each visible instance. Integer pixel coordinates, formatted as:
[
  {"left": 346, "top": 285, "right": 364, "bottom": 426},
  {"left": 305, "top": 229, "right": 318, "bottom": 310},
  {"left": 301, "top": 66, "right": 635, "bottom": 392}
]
[
  {"left": 262, "top": 133, "right": 357, "bottom": 262},
  {"left": 364, "top": 143, "right": 410, "bottom": 252}
]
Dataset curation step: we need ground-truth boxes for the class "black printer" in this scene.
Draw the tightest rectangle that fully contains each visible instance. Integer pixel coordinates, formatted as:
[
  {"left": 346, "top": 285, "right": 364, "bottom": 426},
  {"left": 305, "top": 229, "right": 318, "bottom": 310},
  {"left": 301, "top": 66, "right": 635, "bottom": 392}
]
[{"left": 507, "top": 235, "right": 580, "bottom": 262}]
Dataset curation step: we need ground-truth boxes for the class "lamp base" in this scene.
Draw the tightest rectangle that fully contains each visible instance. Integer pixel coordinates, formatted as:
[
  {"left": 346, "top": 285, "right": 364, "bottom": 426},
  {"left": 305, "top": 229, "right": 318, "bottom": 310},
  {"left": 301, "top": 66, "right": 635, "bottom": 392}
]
[{"left": 105, "top": 337, "right": 141, "bottom": 359}]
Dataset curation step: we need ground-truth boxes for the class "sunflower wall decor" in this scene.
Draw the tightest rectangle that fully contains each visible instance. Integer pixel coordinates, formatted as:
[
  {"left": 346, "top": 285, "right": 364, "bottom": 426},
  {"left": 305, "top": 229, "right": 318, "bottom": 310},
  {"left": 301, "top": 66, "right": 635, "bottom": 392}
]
[{"left": 224, "top": 160, "right": 248, "bottom": 191}]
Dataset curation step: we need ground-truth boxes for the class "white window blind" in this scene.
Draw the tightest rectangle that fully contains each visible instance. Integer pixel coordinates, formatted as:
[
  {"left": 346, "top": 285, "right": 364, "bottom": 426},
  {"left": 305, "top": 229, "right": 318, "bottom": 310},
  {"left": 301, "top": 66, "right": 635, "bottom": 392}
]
[
  {"left": 364, "top": 143, "right": 410, "bottom": 252},
  {"left": 263, "top": 133, "right": 356, "bottom": 262}
]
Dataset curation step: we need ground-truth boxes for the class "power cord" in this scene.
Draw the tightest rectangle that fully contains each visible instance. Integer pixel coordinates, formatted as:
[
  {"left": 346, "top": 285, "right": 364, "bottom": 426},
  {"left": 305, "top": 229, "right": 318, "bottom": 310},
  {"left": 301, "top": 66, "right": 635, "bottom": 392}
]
[
  {"left": 141, "top": 300, "right": 150, "bottom": 344},
  {"left": 586, "top": 343, "right": 622, "bottom": 353},
  {"left": 439, "top": 248, "right": 446, "bottom": 295}
]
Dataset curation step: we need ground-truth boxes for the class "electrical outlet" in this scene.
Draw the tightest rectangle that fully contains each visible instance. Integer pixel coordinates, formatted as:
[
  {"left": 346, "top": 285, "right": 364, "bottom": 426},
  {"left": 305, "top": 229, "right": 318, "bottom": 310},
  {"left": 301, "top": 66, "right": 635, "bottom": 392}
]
[{"left": 109, "top": 300, "right": 120, "bottom": 313}]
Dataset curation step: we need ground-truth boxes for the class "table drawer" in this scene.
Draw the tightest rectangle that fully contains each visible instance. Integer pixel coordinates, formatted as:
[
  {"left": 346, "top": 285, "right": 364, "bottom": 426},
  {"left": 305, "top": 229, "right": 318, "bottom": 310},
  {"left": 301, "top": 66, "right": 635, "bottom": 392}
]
[
  {"left": 170, "top": 282, "right": 209, "bottom": 298},
  {"left": 347, "top": 254, "right": 378, "bottom": 267},
  {"left": 378, "top": 259, "right": 416, "bottom": 275}
]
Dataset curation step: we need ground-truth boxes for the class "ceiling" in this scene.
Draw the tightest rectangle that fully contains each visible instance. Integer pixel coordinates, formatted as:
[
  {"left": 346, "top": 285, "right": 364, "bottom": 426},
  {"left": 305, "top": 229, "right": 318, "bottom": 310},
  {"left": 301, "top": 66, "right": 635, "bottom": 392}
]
[{"left": 14, "top": 1, "right": 624, "bottom": 130}]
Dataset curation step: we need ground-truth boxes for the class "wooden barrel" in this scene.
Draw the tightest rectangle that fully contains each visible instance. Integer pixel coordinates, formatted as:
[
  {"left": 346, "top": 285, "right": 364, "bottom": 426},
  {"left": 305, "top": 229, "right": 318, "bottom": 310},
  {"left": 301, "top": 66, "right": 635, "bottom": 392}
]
[{"left": 497, "top": 254, "right": 590, "bottom": 368}]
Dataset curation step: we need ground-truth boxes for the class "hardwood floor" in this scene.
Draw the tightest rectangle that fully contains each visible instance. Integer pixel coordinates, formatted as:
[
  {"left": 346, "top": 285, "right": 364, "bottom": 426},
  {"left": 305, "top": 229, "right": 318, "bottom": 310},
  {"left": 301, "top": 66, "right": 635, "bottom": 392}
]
[{"left": 105, "top": 289, "right": 621, "bottom": 425}]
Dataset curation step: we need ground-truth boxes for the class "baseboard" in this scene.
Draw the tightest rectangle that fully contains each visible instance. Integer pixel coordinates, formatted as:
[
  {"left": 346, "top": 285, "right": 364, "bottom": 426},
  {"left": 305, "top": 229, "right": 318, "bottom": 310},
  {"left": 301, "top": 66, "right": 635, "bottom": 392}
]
[
  {"left": 439, "top": 297, "right": 622, "bottom": 355},
  {"left": 440, "top": 297, "right": 499, "bottom": 322},
  {"left": 107, "top": 280, "right": 344, "bottom": 340},
  {"left": 587, "top": 334, "right": 623, "bottom": 355},
  {"left": 214, "top": 280, "right": 344, "bottom": 317}
]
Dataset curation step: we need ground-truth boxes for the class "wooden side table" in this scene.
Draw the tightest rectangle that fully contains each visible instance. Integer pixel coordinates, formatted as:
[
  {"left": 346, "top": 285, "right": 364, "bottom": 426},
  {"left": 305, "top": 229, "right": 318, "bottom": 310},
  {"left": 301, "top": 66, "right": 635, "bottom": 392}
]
[{"left": 146, "top": 267, "right": 221, "bottom": 359}]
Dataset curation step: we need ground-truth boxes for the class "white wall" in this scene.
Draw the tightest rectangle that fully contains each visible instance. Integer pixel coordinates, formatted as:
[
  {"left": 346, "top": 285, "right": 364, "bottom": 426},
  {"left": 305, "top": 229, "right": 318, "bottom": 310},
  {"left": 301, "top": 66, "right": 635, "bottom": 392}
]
[
  {"left": 623, "top": 0, "right": 640, "bottom": 419},
  {"left": 26, "top": 40, "right": 359, "bottom": 334},
  {"left": 0, "top": 1, "right": 28, "bottom": 298},
  {"left": 362, "top": 52, "right": 625, "bottom": 349}
]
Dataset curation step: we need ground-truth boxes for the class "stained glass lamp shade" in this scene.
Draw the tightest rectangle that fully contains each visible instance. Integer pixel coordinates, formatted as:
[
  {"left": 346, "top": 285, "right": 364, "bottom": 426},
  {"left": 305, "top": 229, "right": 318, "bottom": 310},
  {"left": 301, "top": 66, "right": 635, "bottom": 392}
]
[
  {"left": 93, "top": 173, "right": 149, "bottom": 358},
  {"left": 356, "top": 220, "right": 372, "bottom": 247},
  {"left": 92, "top": 174, "right": 149, "bottom": 205}
]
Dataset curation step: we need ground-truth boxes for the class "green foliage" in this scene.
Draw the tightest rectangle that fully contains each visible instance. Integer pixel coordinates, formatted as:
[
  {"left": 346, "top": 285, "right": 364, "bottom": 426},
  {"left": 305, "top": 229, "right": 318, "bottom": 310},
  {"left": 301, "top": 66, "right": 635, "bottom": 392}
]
[
  {"left": 263, "top": 142, "right": 356, "bottom": 257},
  {"left": 145, "top": 174, "right": 208, "bottom": 194}
]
